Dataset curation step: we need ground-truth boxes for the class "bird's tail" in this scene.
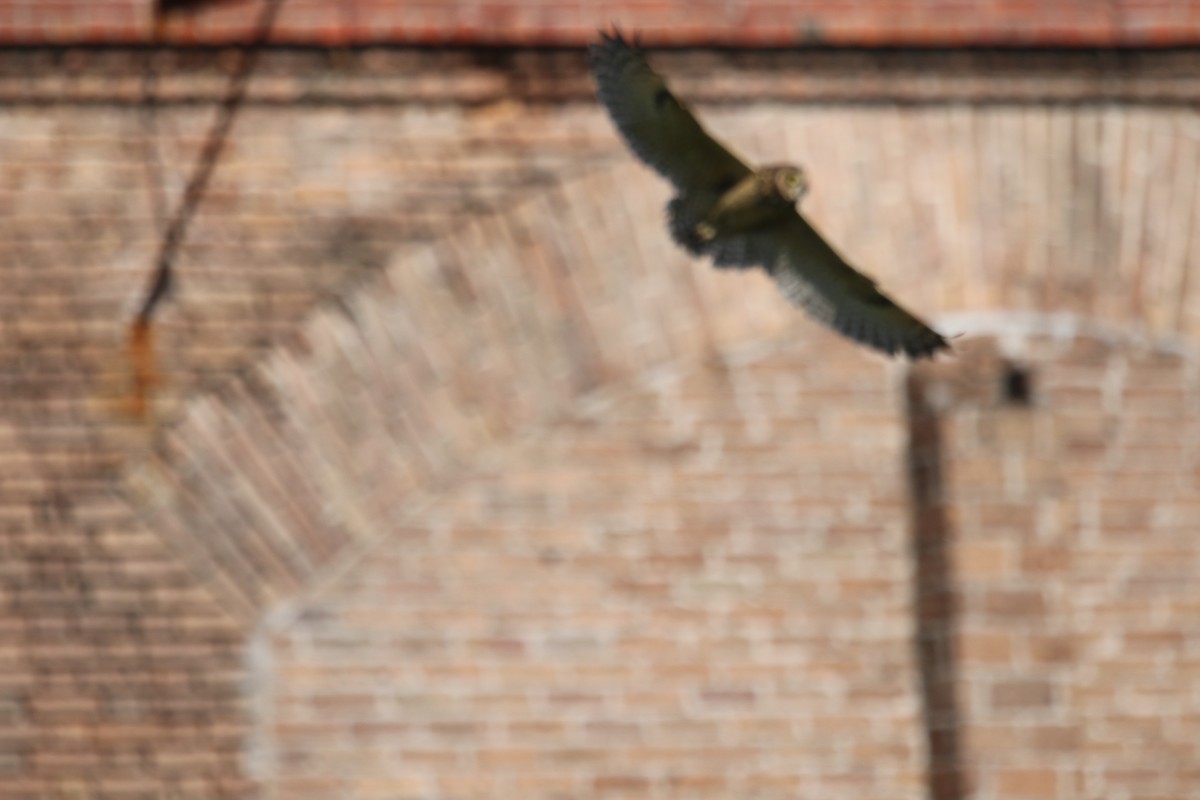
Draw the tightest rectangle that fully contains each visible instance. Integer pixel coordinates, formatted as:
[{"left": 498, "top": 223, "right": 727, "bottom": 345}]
[
  {"left": 666, "top": 193, "right": 711, "bottom": 255},
  {"left": 667, "top": 192, "right": 763, "bottom": 271}
]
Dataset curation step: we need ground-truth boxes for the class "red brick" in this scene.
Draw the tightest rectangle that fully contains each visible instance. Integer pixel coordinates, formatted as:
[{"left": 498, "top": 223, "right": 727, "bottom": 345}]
[
  {"left": 990, "top": 681, "right": 1058, "bottom": 711},
  {"left": 958, "top": 630, "right": 1014, "bottom": 666},
  {"left": 995, "top": 767, "right": 1059, "bottom": 798},
  {"left": 593, "top": 774, "right": 651, "bottom": 794},
  {"left": 0, "top": 1, "right": 1197, "bottom": 46}
]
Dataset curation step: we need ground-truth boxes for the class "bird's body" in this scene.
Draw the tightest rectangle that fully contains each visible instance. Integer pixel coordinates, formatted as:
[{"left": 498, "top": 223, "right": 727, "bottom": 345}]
[
  {"left": 588, "top": 31, "right": 950, "bottom": 360},
  {"left": 678, "top": 166, "right": 807, "bottom": 250}
]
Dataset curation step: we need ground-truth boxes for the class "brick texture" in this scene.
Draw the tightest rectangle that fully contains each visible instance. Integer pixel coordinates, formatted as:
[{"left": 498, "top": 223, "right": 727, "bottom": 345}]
[
  {"left": 0, "top": 54, "right": 637, "bottom": 795},
  {"left": 0, "top": 490, "right": 252, "bottom": 800},
  {"left": 267, "top": 336, "right": 925, "bottom": 800},
  {"left": 913, "top": 338, "right": 1200, "bottom": 800},
  {"left": 3, "top": 0, "right": 1200, "bottom": 46},
  {"left": 3, "top": 44, "right": 1200, "bottom": 800}
]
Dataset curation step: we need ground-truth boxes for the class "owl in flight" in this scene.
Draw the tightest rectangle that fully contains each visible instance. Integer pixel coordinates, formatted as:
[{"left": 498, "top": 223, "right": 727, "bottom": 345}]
[{"left": 588, "top": 32, "right": 949, "bottom": 359}]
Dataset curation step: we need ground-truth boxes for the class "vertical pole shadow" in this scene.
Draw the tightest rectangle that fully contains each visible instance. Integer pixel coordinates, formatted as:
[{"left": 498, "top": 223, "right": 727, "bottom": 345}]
[{"left": 905, "top": 371, "right": 965, "bottom": 800}]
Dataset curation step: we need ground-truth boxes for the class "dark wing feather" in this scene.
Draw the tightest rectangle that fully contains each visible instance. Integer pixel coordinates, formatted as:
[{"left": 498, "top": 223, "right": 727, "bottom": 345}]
[
  {"left": 708, "top": 229, "right": 782, "bottom": 271},
  {"left": 716, "top": 211, "right": 949, "bottom": 359},
  {"left": 588, "top": 31, "right": 752, "bottom": 193}
]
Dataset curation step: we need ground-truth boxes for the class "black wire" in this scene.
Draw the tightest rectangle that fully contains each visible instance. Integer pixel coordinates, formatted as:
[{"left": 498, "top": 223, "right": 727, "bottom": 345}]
[{"left": 137, "top": 0, "right": 288, "bottom": 322}]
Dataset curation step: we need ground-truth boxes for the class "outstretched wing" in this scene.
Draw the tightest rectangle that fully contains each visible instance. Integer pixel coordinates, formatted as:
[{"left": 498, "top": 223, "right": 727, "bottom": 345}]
[
  {"left": 718, "top": 213, "right": 949, "bottom": 359},
  {"left": 588, "top": 31, "right": 752, "bottom": 193}
]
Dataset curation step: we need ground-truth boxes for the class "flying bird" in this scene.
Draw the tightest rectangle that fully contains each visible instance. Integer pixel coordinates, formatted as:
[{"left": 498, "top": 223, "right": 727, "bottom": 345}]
[{"left": 588, "top": 31, "right": 949, "bottom": 360}]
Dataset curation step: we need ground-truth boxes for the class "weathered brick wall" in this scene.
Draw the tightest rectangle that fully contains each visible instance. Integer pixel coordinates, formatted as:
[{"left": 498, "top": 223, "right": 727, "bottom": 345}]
[
  {"left": 0, "top": 53, "right": 625, "bottom": 799},
  {"left": 914, "top": 335, "right": 1200, "bottom": 800},
  {"left": 2, "top": 0, "right": 1200, "bottom": 46},
  {"left": 121, "top": 159, "right": 796, "bottom": 618},
  {"left": 0, "top": 49, "right": 620, "bottom": 470},
  {"left": 266, "top": 332, "right": 924, "bottom": 800},
  {"left": 4, "top": 46, "right": 1200, "bottom": 800},
  {"left": 0, "top": 488, "right": 252, "bottom": 800},
  {"left": 113, "top": 81, "right": 1200, "bottom": 620}
]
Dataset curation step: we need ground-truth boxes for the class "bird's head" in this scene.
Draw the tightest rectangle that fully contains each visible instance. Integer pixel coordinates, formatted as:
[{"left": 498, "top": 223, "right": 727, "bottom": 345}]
[{"left": 768, "top": 165, "right": 808, "bottom": 203}]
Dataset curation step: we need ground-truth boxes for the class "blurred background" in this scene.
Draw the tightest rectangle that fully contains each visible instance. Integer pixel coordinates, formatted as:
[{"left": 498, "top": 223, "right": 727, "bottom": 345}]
[{"left": 2, "top": 1, "right": 1199, "bottom": 799}]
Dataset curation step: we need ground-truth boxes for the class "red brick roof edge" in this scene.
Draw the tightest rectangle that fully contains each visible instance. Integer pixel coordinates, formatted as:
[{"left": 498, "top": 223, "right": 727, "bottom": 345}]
[{"left": 1, "top": 1, "right": 1198, "bottom": 48}]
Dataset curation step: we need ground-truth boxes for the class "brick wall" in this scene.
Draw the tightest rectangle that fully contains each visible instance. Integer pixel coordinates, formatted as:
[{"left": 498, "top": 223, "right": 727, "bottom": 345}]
[
  {"left": 1, "top": 52, "right": 626, "bottom": 798},
  {"left": 914, "top": 336, "right": 1200, "bottom": 800},
  {"left": 0, "top": 491, "right": 251, "bottom": 800},
  {"left": 253, "top": 318, "right": 1200, "bottom": 800},
  {"left": 3, "top": 46, "right": 1200, "bottom": 800},
  {"left": 266, "top": 335, "right": 924, "bottom": 799},
  {"left": 2, "top": 0, "right": 1200, "bottom": 46}
]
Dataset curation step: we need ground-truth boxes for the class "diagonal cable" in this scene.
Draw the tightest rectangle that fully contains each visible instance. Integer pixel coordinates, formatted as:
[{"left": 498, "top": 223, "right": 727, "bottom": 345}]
[
  {"left": 138, "top": 0, "right": 289, "bottom": 320},
  {"left": 126, "top": 0, "right": 288, "bottom": 418}
]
